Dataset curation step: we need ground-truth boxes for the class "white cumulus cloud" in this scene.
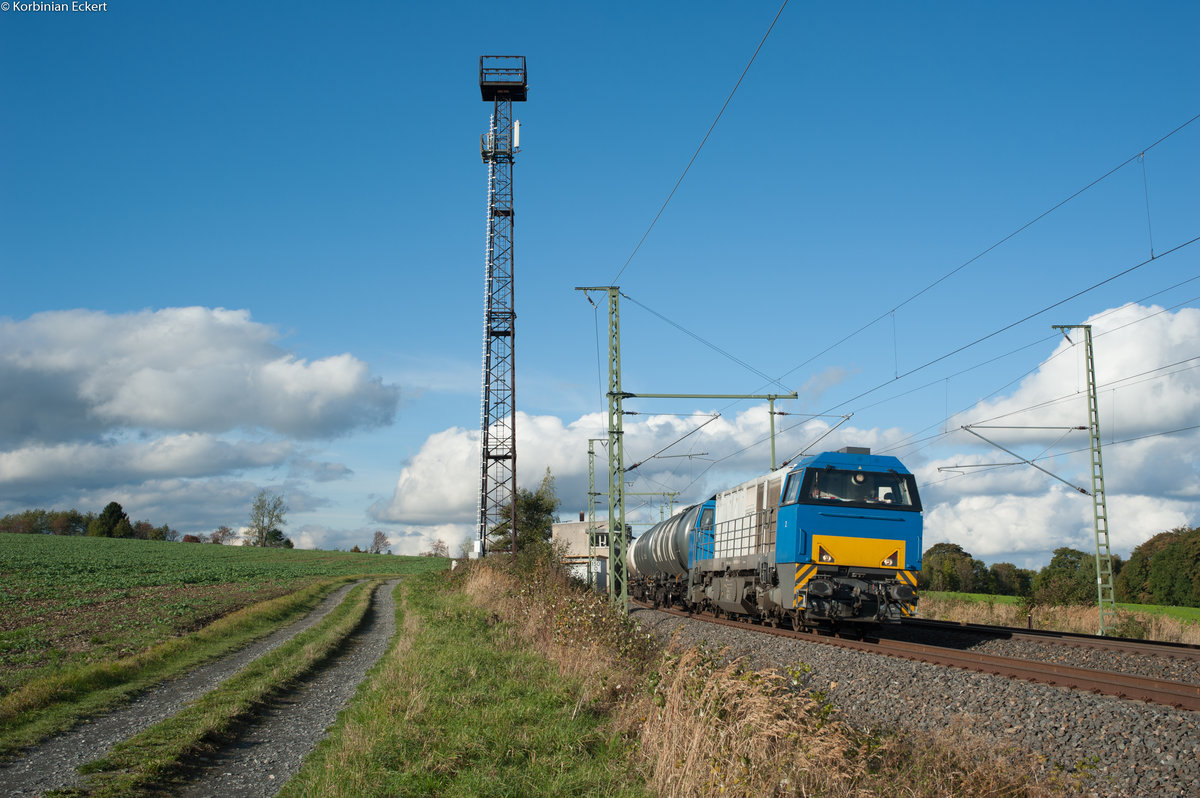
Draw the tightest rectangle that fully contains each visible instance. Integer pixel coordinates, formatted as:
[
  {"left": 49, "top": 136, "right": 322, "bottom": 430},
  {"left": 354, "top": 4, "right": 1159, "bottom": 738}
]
[
  {"left": 0, "top": 307, "right": 395, "bottom": 531},
  {"left": 0, "top": 307, "right": 399, "bottom": 444}
]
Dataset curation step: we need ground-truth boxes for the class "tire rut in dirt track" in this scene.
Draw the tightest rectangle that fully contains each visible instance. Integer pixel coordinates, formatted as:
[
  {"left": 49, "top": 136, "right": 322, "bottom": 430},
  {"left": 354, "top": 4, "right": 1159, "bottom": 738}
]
[
  {"left": 1, "top": 580, "right": 361, "bottom": 797},
  {"left": 179, "top": 578, "right": 399, "bottom": 798}
]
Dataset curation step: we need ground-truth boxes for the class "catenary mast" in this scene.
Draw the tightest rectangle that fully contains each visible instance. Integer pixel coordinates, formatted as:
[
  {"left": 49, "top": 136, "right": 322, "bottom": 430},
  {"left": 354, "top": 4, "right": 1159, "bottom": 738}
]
[{"left": 476, "top": 56, "right": 526, "bottom": 556}]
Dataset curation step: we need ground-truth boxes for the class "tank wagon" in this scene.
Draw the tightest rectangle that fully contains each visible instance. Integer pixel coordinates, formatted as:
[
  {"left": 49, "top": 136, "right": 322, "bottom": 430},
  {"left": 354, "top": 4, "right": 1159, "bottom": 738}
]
[{"left": 628, "top": 447, "right": 922, "bottom": 629}]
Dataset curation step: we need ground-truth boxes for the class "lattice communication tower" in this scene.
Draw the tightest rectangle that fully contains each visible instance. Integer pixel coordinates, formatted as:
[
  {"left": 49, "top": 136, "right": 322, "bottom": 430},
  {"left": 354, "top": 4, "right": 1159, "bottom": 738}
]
[{"left": 477, "top": 56, "right": 526, "bottom": 555}]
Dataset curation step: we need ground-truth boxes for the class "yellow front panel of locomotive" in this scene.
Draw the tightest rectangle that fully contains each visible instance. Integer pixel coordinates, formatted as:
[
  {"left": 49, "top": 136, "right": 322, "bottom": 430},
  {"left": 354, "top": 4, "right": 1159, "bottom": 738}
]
[{"left": 810, "top": 535, "right": 905, "bottom": 570}]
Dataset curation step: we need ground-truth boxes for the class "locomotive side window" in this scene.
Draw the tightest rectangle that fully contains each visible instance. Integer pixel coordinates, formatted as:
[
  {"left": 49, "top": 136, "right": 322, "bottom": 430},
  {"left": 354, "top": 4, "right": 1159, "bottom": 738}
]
[
  {"left": 782, "top": 474, "right": 804, "bottom": 505},
  {"left": 798, "top": 468, "right": 921, "bottom": 511}
]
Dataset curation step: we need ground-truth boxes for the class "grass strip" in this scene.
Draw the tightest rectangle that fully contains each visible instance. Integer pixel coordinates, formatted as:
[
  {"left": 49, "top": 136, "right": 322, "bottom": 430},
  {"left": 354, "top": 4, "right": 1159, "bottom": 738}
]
[
  {"left": 58, "top": 579, "right": 381, "bottom": 798},
  {"left": 0, "top": 576, "right": 355, "bottom": 760},
  {"left": 278, "top": 574, "right": 649, "bottom": 798}
]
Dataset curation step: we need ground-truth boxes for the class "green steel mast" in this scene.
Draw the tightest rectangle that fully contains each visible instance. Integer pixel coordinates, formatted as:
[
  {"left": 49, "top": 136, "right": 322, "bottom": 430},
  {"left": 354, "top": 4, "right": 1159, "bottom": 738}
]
[
  {"left": 1053, "top": 324, "right": 1116, "bottom": 635},
  {"left": 586, "top": 437, "right": 606, "bottom": 591},
  {"left": 576, "top": 286, "right": 796, "bottom": 610}
]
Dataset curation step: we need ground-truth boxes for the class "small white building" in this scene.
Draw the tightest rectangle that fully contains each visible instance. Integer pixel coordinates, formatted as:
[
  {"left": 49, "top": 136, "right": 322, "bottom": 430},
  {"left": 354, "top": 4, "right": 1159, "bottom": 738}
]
[{"left": 551, "top": 515, "right": 610, "bottom": 592}]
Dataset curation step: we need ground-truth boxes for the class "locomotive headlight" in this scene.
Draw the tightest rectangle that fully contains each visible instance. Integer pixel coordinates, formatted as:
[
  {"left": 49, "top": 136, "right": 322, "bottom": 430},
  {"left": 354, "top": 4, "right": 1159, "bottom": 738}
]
[
  {"left": 881, "top": 550, "right": 898, "bottom": 568},
  {"left": 818, "top": 546, "right": 834, "bottom": 563}
]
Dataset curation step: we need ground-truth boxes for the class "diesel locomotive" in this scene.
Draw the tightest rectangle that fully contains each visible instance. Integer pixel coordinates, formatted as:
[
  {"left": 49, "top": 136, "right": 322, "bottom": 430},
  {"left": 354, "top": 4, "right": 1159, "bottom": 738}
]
[{"left": 628, "top": 447, "right": 922, "bottom": 629}]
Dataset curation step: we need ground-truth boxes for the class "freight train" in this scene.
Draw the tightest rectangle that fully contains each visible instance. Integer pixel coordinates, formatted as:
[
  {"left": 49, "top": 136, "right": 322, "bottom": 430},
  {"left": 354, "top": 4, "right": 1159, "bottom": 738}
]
[{"left": 627, "top": 447, "right": 922, "bottom": 629}]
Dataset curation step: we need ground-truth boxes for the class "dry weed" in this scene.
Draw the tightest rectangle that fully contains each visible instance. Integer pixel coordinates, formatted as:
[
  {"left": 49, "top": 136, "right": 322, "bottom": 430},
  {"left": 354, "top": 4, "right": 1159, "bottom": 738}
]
[
  {"left": 461, "top": 562, "right": 652, "bottom": 709},
  {"left": 627, "top": 645, "right": 865, "bottom": 797},
  {"left": 869, "top": 714, "right": 1084, "bottom": 798}
]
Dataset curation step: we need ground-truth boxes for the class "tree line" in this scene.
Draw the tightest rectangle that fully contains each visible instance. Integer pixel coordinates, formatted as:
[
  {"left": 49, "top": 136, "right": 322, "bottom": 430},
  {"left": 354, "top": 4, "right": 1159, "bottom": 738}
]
[
  {"left": 0, "top": 489, "right": 297, "bottom": 549},
  {"left": 0, "top": 503, "right": 180, "bottom": 541},
  {"left": 919, "top": 525, "right": 1200, "bottom": 608}
]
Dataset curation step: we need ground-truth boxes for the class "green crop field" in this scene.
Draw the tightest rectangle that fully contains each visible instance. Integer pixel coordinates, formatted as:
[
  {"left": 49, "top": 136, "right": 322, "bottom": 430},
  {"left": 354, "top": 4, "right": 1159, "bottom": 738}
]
[{"left": 0, "top": 533, "right": 446, "bottom": 697}]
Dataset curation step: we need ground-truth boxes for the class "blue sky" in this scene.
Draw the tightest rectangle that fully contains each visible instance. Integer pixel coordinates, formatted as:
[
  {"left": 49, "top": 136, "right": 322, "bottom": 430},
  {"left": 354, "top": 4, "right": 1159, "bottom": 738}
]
[{"left": 2, "top": 1, "right": 1198, "bottom": 565}]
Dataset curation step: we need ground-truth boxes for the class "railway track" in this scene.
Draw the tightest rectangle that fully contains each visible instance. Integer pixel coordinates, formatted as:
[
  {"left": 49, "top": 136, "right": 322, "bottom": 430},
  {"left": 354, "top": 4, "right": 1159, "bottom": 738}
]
[
  {"left": 900, "top": 616, "right": 1200, "bottom": 661},
  {"left": 637, "top": 601, "right": 1200, "bottom": 712}
]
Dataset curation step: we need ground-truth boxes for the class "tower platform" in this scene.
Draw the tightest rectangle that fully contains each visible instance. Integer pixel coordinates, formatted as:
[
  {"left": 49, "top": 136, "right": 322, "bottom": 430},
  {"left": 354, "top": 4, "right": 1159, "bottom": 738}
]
[{"left": 479, "top": 55, "right": 527, "bottom": 101}]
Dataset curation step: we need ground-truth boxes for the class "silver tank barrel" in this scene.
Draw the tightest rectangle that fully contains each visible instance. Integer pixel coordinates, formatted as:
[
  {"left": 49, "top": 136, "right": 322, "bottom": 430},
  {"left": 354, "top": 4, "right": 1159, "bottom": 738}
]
[
  {"left": 629, "top": 504, "right": 699, "bottom": 578},
  {"left": 627, "top": 533, "right": 645, "bottom": 578}
]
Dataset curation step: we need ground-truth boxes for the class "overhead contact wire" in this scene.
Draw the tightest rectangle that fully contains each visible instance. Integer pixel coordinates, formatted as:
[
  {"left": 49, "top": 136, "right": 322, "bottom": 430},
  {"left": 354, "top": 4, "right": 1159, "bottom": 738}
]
[
  {"left": 878, "top": 280, "right": 1200, "bottom": 455},
  {"left": 621, "top": 292, "right": 790, "bottom": 392},
  {"left": 779, "top": 111, "right": 1200, "bottom": 382},
  {"left": 924, "top": 424, "right": 1200, "bottom": 488},
  {"left": 822, "top": 235, "right": 1200, "bottom": 415},
  {"left": 612, "top": 0, "right": 790, "bottom": 284}
]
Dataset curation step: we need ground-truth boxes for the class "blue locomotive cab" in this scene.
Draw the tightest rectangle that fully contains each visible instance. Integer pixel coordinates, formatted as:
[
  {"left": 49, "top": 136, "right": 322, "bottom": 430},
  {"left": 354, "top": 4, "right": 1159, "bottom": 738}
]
[{"left": 775, "top": 449, "right": 923, "bottom": 625}]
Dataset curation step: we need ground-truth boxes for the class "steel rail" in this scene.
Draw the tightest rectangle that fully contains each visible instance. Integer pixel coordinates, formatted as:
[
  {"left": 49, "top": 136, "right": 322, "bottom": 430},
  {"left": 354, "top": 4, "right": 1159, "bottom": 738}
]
[
  {"left": 900, "top": 617, "right": 1200, "bottom": 661},
  {"left": 871, "top": 637, "right": 1200, "bottom": 711},
  {"left": 635, "top": 602, "right": 1200, "bottom": 712}
]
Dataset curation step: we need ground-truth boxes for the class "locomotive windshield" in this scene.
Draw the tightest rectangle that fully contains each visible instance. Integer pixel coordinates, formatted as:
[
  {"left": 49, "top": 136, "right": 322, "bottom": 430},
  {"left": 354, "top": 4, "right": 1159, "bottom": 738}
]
[{"left": 787, "top": 468, "right": 921, "bottom": 511}]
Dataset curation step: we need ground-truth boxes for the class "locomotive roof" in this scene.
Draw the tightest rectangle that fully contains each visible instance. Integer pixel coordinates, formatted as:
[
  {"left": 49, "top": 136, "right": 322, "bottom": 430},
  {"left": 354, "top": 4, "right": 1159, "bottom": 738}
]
[{"left": 792, "top": 449, "right": 913, "bottom": 475}]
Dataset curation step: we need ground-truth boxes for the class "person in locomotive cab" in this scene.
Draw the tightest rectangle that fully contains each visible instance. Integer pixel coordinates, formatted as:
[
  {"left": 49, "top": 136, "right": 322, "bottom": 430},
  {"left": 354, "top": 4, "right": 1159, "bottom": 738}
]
[{"left": 810, "top": 472, "right": 841, "bottom": 501}]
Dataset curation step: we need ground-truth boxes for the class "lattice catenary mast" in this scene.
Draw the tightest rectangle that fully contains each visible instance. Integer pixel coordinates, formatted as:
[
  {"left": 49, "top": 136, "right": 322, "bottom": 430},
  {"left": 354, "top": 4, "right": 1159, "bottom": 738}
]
[
  {"left": 476, "top": 56, "right": 527, "bottom": 556},
  {"left": 1053, "top": 324, "right": 1117, "bottom": 635}
]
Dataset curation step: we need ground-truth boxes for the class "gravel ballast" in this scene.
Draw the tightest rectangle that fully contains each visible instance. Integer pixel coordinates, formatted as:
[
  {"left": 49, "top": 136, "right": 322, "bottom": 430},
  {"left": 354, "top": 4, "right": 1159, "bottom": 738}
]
[
  {"left": 0, "top": 581, "right": 361, "bottom": 797},
  {"left": 633, "top": 607, "right": 1200, "bottom": 798}
]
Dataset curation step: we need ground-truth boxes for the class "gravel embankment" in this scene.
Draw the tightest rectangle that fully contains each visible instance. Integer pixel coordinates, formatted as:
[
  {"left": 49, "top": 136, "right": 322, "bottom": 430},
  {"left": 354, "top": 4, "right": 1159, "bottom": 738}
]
[
  {"left": 633, "top": 607, "right": 1200, "bottom": 798},
  {"left": 1, "top": 581, "right": 360, "bottom": 797},
  {"left": 180, "top": 579, "right": 399, "bottom": 798}
]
